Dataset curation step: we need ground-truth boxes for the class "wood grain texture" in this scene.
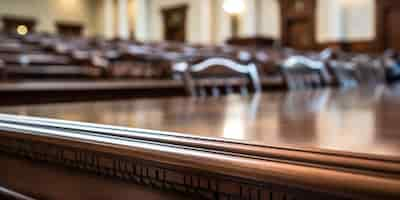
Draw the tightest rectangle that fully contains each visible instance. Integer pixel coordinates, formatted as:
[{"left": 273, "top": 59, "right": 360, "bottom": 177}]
[
  {"left": 1, "top": 86, "right": 399, "bottom": 159},
  {"left": 0, "top": 86, "right": 399, "bottom": 199},
  {"left": 0, "top": 120, "right": 398, "bottom": 200}
]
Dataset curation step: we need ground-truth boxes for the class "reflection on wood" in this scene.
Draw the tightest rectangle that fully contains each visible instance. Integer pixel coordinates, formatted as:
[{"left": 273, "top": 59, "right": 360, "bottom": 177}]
[{"left": 1, "top": 86, "right": 400, "bottom": 159}]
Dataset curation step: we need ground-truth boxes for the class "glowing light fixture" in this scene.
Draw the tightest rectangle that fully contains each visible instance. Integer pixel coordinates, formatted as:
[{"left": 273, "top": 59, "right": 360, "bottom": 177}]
[
  {"left": 16, "top": 25, "right": 28, "bottom": 36},
  {"left": 223, "top": 0, "right": 245, "bottom": 15}
]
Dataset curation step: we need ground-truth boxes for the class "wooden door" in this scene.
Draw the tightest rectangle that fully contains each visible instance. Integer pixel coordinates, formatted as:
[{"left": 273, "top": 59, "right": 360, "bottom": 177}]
[
  {"left": 162, "top": 5, "right": 188, "bottom": 42},
  {"left": 376, "top": 0, "right": 400, "bottom": 51},
  {"left": 287, "top": 19, "right": 314, "bottom": 49},
  {"left": 385, "top": 11, "right": 400, "bottom": 50},
  {"left": 280, "top": 0, "right": 316, "bottom": 50}
]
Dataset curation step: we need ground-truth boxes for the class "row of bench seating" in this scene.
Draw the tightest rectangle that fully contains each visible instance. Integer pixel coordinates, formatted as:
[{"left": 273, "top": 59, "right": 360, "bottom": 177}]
[{"left": 0, "top": 32, "right": 399, "bottom": 92}]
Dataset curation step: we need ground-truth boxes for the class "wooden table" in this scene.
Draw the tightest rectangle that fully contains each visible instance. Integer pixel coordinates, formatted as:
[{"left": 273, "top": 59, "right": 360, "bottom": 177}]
[{"left": 0, "top": 85, "right": 399, "bottom": 199}]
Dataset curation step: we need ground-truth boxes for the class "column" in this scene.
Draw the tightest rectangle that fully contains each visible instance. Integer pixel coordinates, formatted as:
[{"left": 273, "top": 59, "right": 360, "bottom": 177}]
[
  {"left": 241, "top": 0, "right": 257, "bottom": 37},
  {"left": 198, "top": 0, "right": 213, "bottom": 44},
  {"left": 135, "top": 0, "right": 150, "bottom": 41},
  {"left": 255, "top": 0, "right": 262, "bottom": 35},
  {"left": 118, "top": 0, "right": 130, "bottom": 40},
  {"left": 317, "top": 0, "right": 345, "bottom": 42},
  {"left": 104, "top": 0, "right": 115, "bottom": 39}
]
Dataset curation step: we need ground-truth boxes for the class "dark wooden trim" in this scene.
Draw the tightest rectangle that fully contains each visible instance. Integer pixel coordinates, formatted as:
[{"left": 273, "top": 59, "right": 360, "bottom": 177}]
[
  {"left": 375, "top": 0, "right": 385, "bottom": 51},
  {"left": 318, "top": 40, "right": 376, "bottom": 53},
  {"left": 226, "top": 36, "right": 276, "bottom": 48},
  {"left": 0, "top": 114, "right": 399, "bottom": 199}
]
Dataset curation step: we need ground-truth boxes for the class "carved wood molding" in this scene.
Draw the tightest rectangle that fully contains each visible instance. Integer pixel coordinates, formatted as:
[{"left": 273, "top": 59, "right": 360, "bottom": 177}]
[
  {"left": 1, "top": 114, "right": 398, "bottom": 173},
  {"left": 0, "top": 136, "right": 339, "bottom": 200},
  {"left": 0, "top": 114, "right": 399, "bottom": 200}
]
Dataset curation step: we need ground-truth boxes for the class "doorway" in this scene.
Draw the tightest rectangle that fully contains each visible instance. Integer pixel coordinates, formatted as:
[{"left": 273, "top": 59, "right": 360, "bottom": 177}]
[{"left": 162, "top": 5, "right": 188, "bottom": 42}]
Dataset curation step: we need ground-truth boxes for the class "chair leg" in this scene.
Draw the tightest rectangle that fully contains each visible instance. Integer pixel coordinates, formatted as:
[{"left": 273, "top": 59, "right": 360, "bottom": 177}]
[
  {"left": 199, "top": 87, "right": 207, "bottom": 97},
  {"left": 212, "top": 86, "right": 220, "bottom": 97},
  {"left": 0, "top": 68, "right": 7, "bottom": 81},
  {"left": 240, "top": 86, "right": 249, "bottom": 96},
  {"left": 225, "top": 85, "right": 233, "bottom": 95}
]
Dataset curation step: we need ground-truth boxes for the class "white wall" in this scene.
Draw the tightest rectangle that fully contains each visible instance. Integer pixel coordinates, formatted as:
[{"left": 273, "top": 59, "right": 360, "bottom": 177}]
[
  {"left": 241, "top": 0, "right": 257, "bottom": 37},
  {"left": 214, "top": 0, "right": 231, "bottom": 44},
  {"left": 95, "top": 0, "right": 113, "bottom": 38},
  {"left": 128, "top": 0, "right": 136, "bottom": 38},
  {"left": 259, "top": 0, "right": 280, "bottom": 39},
  {"left": 340, "top": 0, "right": 375, "bottom": 41},
  {"left": 135, "top": 0, "right": 151, "bottom": 41},
  {"left": 0, "top": 0, "right": 97, "bottom": 36},
  {"left": 317, "top": 0, "right": 343, "bottom": 42}
]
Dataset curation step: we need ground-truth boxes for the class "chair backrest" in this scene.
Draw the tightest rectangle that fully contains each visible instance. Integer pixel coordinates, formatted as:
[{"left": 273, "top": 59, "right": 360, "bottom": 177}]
[
  {"left": 281, "top": 56, "right": 327, "bottom": 90},
  {"left": 327, "top": 55, "right": 386, "bottom": 88},
  {"left": 174, "top": 57, "right": 262, "bottom": 97},
  {"left": 352, "top": 57, "right": 386, "bottom": 84},
  {"left": 327, "top": 60, "right": 358, "bottom": 87}
]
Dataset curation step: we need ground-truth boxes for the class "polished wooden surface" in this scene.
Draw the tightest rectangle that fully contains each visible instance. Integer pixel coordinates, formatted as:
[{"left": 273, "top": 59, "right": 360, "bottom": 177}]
[{"left": 1, "top": 84, "right": 399, "bottom": 160}]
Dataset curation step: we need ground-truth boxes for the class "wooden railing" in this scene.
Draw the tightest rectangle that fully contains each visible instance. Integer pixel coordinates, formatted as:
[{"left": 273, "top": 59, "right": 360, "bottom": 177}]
[{"left": 0, "top": 114, "right": 398, "bottom": 200}]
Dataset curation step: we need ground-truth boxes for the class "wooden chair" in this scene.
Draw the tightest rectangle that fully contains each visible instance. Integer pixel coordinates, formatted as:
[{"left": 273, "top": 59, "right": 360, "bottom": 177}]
[
  {"left": 327, "top": 54, "right": 385, "bottom": 87},
  {"left": 254, "top": 50, "right": 284, "bottom": 77},
  {"left": 174, "top": 57, "right": 262, "bottom": 97},
  {"left": 382, "top": 49, "right": 400, "bottom": 83},
  {"left": 281, "top": 56, "right": 327, "bottom": 90},
  {"left": 352, "top": 57, "right": 386, "bottom": 84},
  {"left": 326, "top": 60, "right": 358, "bottom": 88}
]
